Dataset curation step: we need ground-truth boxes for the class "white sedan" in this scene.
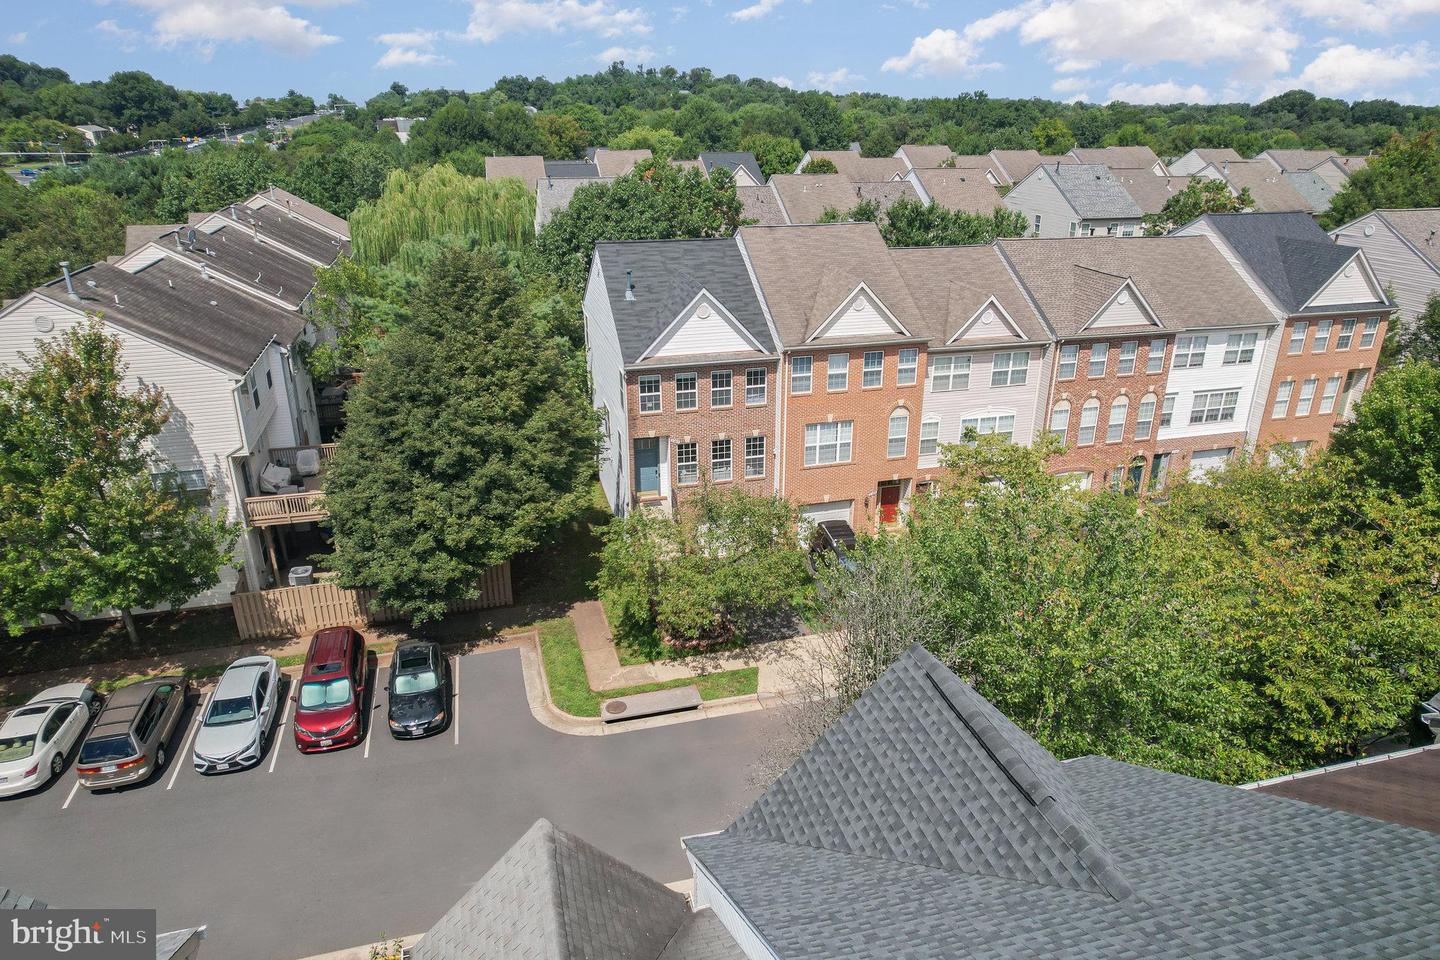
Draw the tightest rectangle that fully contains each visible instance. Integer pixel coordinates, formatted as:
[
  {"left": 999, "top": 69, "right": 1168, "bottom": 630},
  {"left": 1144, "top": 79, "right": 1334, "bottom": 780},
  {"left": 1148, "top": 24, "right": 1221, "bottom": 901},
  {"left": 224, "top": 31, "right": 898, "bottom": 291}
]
[
  {"left": 192, "top": 656, "right": 280, "bottom": 774},
  {"left": 0, "top": 684, "right": 102, "bottom": 797}
]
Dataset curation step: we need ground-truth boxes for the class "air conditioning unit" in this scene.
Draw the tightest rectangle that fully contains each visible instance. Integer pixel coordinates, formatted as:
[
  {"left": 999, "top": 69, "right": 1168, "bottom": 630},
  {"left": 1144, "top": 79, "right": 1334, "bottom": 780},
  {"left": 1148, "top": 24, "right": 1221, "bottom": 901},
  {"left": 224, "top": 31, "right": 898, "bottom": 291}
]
[{"left": 288, "top": 565, "right": 314, "bottom": 587}]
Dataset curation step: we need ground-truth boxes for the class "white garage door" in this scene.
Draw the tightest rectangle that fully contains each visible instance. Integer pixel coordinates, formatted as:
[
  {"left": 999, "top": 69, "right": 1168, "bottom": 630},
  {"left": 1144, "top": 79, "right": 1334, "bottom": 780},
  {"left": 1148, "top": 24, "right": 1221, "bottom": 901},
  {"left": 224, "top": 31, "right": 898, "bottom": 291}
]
[
  {"left": 800, "top": 501, "right": 854, "bottom": 526},
  {"left": 1187, "top": 448, "right": 1233, "bottom": 480}
]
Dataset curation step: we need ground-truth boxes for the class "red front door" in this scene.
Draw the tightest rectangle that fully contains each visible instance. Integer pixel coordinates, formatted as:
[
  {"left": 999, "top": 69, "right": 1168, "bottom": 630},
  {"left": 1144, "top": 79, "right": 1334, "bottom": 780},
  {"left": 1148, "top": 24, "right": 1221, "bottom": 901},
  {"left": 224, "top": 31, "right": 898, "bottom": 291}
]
[{"left": 878, "top": 482, "right": 902, "bottom": 524}]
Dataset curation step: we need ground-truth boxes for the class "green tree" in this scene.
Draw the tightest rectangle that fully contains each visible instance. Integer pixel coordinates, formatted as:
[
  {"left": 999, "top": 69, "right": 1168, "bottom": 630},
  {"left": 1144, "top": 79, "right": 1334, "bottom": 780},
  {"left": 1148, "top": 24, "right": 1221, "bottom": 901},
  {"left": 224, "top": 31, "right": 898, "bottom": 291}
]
[
  {"left": 799, "top": 156, "right": 838, "bottom": 174},
  {"left": 1032, "top": 117, "right": 1075, "bottom": 153},
  {"left": 0, "top": 320, "right": 238, "bottom": 640},
  {"left": 819, "top": 198, "right": 1026, "bottom": 246},
  {"left": 740, "top": 132, "right": 803, "bottom": 178},
  {"left": 0, "top": 182, "right": 125, "bottom": 299},
  {"left": 323, "top": 250, "right": 597, "bottom": 622},
  {"left": 1329, "top": 360, "right": 1440, "bottom": 512},
  {"left": 1382, "top": 294, "right": 1440, "bottom": 367},
  {"left": 297, "top": 257, "right": 410, "bottom": 378},
  {"left": 1142, "top": 178, "right": 1255, "bottom": 235},
  {"left": 1323, "top": 130, "right": 1440, "bottom": 228},
  {"left": 609, "top": 125, "right": 684, "bottom": 159}
]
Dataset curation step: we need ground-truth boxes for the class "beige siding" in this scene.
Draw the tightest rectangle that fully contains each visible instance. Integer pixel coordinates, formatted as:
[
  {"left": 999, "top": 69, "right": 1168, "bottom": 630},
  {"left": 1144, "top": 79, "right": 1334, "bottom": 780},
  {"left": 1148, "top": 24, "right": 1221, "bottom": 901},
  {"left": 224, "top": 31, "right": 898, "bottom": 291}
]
[
  {"left": 1003, "top": 174, "right": 1081, "bottom": 238},
  {"left": 1333, "top": 215, "right": 1440, "bottom": 321}
]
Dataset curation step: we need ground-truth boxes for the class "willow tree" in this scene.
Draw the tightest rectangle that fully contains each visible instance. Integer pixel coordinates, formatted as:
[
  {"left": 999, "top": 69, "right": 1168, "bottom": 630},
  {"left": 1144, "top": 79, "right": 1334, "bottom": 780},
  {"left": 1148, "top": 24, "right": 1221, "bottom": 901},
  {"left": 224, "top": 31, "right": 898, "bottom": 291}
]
[{"left": 349, "top": 164, "right": 536, "bottom": 271}]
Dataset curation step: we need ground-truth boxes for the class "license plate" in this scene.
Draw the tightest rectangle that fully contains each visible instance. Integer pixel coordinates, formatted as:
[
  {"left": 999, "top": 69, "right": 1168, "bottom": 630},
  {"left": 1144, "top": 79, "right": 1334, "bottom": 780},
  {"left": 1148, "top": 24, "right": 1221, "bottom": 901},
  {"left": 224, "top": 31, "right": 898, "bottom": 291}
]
[
  {"left": 319, "top": 739, "right": 333, "bottom": 747},
  {"left": 408, "top": 725, "right": 422, "bottom": 732},
  {"left": 101, "top": 764, "right": 117, "bottom": 773},
  {"left": 216, "top": 763, "right": 230, "bottom": 770}
]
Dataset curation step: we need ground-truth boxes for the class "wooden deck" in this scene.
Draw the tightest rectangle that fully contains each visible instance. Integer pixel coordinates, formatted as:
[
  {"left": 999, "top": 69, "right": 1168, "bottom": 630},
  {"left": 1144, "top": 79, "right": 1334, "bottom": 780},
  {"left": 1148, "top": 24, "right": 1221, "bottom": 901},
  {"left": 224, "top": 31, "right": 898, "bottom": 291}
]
[{"left": 243, "top": 444, "right": 337, "bottom": 527}]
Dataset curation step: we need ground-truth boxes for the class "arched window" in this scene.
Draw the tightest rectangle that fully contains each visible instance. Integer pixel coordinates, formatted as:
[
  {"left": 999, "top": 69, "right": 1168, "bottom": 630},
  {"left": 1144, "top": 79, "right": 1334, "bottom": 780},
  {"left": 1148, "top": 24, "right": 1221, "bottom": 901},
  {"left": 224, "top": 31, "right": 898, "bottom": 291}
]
[
  {"left": 1106, "top": 396, "right": 1129, "bottom": 443},
  {"left": 1048, "top": 400, "right": 1070, "bottom": 440},
  {"left": 1077, "top": 399, "right": 1100, "bottom": 445},
  {"left": 1135, "top": 394, "right": 1157, "bottom": 440},
  {"left": 887, "top": 409, "right": 909, "bottom": 458}
]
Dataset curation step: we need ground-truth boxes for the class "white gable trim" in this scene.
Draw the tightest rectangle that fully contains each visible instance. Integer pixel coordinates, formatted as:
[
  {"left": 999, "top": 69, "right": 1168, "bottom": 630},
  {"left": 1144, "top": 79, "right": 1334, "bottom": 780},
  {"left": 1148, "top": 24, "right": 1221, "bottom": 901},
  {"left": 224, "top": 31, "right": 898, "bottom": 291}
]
[
  {"left": 808, "top": 281, "right": 912, "bottom": 341},
  {"left": 1081, "top": 278, "right": 1162, "bottom": 330},
  {"left": 949, "top": 295, "right": 1023, "bottom": 343},
  {"left": 1300, "top": 249, "right": 1387, "bottom": 311},
  {"left": 639, "top": 288, "right": 766, "bottom": 360}
]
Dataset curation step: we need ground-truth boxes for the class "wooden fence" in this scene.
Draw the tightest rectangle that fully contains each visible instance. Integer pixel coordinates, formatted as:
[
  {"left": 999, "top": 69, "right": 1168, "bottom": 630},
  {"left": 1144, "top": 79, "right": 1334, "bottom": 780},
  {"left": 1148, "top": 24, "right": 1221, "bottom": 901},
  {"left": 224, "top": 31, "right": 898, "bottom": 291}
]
[{"left": 230, "top": 562, "right": 512, "bottom": 640}]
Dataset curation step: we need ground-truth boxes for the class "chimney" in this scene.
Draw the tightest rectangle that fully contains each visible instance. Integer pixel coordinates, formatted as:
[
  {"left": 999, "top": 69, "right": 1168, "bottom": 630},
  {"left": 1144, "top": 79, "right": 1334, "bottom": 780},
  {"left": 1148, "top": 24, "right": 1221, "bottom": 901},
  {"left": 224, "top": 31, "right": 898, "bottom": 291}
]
[{"left": 625, "top": 270, "right": 636, "bottom": 301}]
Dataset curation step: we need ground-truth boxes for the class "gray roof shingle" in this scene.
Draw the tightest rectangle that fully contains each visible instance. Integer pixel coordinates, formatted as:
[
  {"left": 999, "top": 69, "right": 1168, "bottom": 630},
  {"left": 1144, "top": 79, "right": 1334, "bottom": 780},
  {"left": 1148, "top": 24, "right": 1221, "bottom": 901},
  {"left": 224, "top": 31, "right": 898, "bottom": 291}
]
[
  {"left": 685, "top": 645, "right": 1440, "bottom": 960},
  {"left": 890, "top": 245, "right": 1049, "bottom": 345},
  {"left": 536, "top": 177, "right": 612, "bottom": 230},
  {"left": 699, "top": 152, "right": 763, "bottom": 184},
  {"left": 737, "top": 186, "right": 788, "bottom": 225},
  {"left": 1283, "top": 170, "right": 1338, "bottom": 213},
  {"left": 163, "top": 220, "right": 321, "bottom": 309},
  {"left": 595, "top": 237, "right": 776, "bottom": 364},
  {"left": 1201, "top": 212, "right": 1371, "bottom": 313},
  {"left": 1040, "top": 164, "right": 1144, "bottom": 220},
  {"left": 234, "top": 200, "right": 350, "bottom": 263}
]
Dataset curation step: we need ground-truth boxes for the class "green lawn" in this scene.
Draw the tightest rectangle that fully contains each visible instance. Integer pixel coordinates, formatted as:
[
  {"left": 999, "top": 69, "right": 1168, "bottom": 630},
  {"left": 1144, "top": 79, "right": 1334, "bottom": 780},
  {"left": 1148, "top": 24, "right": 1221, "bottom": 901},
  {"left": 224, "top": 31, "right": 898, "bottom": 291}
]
[{"left": 535, "top": 617, "right": 758, "bottom": 718}]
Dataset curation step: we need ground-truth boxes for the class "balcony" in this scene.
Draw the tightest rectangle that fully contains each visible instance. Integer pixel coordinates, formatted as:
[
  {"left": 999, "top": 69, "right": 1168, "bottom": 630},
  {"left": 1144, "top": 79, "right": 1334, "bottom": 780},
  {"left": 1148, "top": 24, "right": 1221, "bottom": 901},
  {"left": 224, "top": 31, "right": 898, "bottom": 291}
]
[{"left": 243, "top": 444, "right": 337, "bottom": 528}]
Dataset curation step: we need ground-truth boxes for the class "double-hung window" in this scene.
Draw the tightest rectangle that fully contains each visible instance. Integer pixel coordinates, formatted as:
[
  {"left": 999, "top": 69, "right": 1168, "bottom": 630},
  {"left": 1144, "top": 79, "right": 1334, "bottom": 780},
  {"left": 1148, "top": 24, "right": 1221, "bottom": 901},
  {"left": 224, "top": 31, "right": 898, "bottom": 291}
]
[
  {"left": 862, "top": 351, "right": 884, "bottom": 388},
  {"left": 1189, "top": 389, "right": 1240, "bottom": 424},
  {"left": 827, "top": 353, "right": 848, "bottom": 391},
  {"left": 744, "top": 436, "right": 765, "bottom": 478},
  {"left": 929, "top": 355, "right": 970, "bottom": 391},
  {"left": 790, "top": 356, "right": 813, "bottom": 393},
  {"left": 710, "top": 439, "right": 732, "bottom": 481},
  {"left": 745, "top": 367, "right": 767, "bottom": 405},
  {"left": 1360, "top": 317, "right": 1380, "bottom": 348},
  {"left": 1087, "top": 343, "right": 1109, "bottom": 378},
  {"left": 1058, "top": 343, "right": 1079, "bottom": 379},
  {"left": 1159, "top": 393, "right": 1177, "bottom": 428},
  {"left": 960, "top": 414, "right": 1015, "bottom": 441},
  {"left": 711, "top": 371, "right": 732, "bottom": 407},
  {"left": 1146, "top": 338, "right": 1166, "bottom": 374},
  {"left": 676, "top": 441, "right": 698, "bottom": 484},
  {"left": 1117, "top": 341, "right": 1138, "bottom": 375},
  {"left": 1049, "top": 401, "right": 1070, "bottom": 440},
  {"left": 1336, "top": 319, "right": 1356, "bottom": 349},
  {"left": 1318, "top": 375, "right": 1342, "bottom": 414},
  {"left": 1288, "top": 321, "right": 1308, "bottom": 354},
  {"left": 1223, "top": 332, "right": 1256, "bottom": 365},
  {"left": 1295, "top": 378, "right": 1317, "bottom": 415},
  {"left": 1174, "top": 335, "right": 1207, "bottom": 369},
  {"left": 919, "top": 419, "right": 940, "bottom": 457},
  {"left": 638, "top": 375, "right": 661, "bottom": 413},
  {"left": 991, "top": 351, "right": 1029, "bottom": 387},
  {"left": 804, "top": 421, "right": 853, "bottom": 466},
  {"left": 1106, "top": 397, "right": 1128, "bottom": 443},
  {"left": 1312, "top": 320, "right": 1332, "bottom": 353},
  {"left": 887, "top": 410, "right": 909, "bottom": 458},
  {"left": 675, "top": 372, "right": 697, "bottom": 410},
  {"left": 897, "top": 348, "right": 918, "bottom": 385},
  {"left": 1134, "top": 395, "right": 1156, "bottom": 440},
  {"left": 1077, "top": 400, "right": 1099, "bottom": 445},
  {"left": 1272, "top": 381, "right": 1294, "bottom": 418}
]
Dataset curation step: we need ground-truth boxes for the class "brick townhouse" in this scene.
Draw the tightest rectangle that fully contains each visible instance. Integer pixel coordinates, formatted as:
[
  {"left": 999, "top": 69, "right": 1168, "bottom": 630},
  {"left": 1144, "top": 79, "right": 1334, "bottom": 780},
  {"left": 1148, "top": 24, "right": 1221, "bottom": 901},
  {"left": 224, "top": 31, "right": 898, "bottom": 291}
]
[
  {"left": 1177, "top": 212, "right": 1392, "bottom": 458},
  {"left": 998, "top": 236, "right": 1277, "bottom": 491}
]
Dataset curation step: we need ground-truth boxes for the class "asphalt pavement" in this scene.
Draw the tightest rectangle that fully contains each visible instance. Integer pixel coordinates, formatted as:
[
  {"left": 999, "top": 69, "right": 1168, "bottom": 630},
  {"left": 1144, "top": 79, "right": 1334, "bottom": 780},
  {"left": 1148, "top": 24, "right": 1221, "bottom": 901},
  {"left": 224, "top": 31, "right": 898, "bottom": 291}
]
[{"left": 0, "top": 647, "right": 782, "bottom": 960}]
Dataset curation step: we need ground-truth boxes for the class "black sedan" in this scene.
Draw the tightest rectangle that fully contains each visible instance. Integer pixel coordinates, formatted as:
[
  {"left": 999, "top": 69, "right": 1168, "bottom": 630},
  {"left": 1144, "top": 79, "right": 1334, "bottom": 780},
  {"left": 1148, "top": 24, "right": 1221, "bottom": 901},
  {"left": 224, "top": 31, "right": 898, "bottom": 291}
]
[{"left": 385, "top": 641, "right": 450, "bottom": 738}]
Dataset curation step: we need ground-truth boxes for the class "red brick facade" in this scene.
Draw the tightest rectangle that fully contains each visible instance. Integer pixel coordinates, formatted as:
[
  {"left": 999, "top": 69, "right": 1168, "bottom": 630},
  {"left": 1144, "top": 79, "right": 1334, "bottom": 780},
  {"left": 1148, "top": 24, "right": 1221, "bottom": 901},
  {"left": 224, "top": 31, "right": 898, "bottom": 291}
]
[
  {"left": 1257, "top": 312, "right": 1388, "bottom": 453},
  {"left": 781, "top": 343, "right": 925, "bottom": 532}
]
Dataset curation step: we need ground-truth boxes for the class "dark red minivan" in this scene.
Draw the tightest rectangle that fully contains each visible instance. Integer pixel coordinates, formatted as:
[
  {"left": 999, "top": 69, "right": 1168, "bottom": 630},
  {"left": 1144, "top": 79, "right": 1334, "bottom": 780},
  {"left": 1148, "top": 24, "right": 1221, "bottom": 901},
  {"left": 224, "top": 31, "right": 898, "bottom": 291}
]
[{"left": 292, "top": 627, "right": 367, "bottom": 752}]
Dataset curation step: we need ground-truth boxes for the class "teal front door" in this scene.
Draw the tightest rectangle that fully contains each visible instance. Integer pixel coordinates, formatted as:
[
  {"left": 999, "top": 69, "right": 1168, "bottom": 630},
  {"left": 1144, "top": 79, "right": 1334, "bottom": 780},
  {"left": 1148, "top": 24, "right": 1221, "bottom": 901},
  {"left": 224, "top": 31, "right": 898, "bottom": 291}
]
[{"left": 635, "top": 438, "right": 661, "bottom": 495}]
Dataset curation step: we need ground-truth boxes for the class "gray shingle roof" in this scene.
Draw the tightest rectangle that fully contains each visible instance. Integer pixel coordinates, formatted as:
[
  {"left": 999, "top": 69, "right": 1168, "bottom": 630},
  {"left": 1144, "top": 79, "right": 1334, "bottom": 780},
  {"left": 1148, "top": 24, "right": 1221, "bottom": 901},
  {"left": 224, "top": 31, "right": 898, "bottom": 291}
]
[
  {"left": 536, "top": 177, "right": 612, "bottom": 230},
  {"left": 155, "top": 928, "right": 206, "bottom": 960},
  {"left": 235, "top": 200, "right": 350, "bottom": 263},
  {"left": 1041, "top": 164, "right": 1144, "bottom": 219},
  {"left": 414, "top": 819, "right": 737, "bottom": 960},
  {"left": 988, "top": 150, "right": 1075, "bottom": 184},
  {"left": 41, "top": 258, "right": 306, "bottom": 374},
  {"left": 595, "top": 237, "right": 776, "bottom": 363},
  {"left": 1201, "top": 212, "right": 1368, "bottom": 313},
  {"left": 686, "top": 645, "right": 1440, "bottom": 960},
  {"left": 1214, "top": 160, "right": 1312, "bottom": 213},
  {"left": 699, "top": 152, "right": 763, "bottom": 184},
  {"left": 1283, "top": 170, "right": 1338, "bottom": 213},
  {"left": 545, "top": 160, "right": 601, "bottom": 178},
  {"left": 0, "top": 887, "right": 47, "bottom": 909},
  {"left": 737, "top": 186, "right": 788, "bottom": 225},
  {"left": 257, "top": 186, "right": 351, "bottom": 240},
  {"left": 164, "top": 220, "right": 321, "bottom": 309}
]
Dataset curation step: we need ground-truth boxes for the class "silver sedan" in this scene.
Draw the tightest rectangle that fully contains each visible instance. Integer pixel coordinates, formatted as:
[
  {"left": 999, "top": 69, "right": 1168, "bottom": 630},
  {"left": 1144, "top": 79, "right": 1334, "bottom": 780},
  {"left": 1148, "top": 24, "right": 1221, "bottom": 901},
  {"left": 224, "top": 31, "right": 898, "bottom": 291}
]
[{"left": 192, "top": 656, "right": 280, "bottom": 774}]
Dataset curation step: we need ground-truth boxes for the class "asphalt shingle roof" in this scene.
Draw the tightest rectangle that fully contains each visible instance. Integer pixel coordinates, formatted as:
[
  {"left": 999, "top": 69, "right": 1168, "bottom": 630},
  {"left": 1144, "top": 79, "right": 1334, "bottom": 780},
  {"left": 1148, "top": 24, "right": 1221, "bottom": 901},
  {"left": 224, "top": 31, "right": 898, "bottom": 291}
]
[
  {"left": 0, "top": 887, "right": 46, "bottom": 909},
  {"left": 591, "top": 149, "right": 653, "bottom": 177},
  {"left": 770, "top": 174, "right": 917, "bottom": 225},
  {"left": 685, "top": 645, "right": 1440, "bottom": 960},
  {"left": 1201, "top": 212, "right": 1368, "bottom": 313},
  {"left": 897, "top": 144, "right": 957, "bottom": 169},
  {"left": 1283, "top": 170, "right": 1338, "bottom": 213},
  {"left": 237, "top": 200, "right": 350, "bottom": 263},
  {"left": 1216, "top": 161, "right": 1313, "bottom": 213},
  {"left": 910, "top": 168, "right": 1004, "bottom": 214},
  {"left": 536, "top": 177, "right": 612, "bottom": 230},
  {"left": 988, "top": 150, "right": 1075, "bottom": 184},
  {"left": 1371, "top": 208, "right": 1440, "bottom": 271},
  {"left": 1110, "top": 170, "right": 1194, "bottom": 215},
  {"left": 595, "top": 237, "right": 776, "bottom": 363},
  {"left": 257, "top": 186, "right": 351, "bottom": 239},
  {"left": 699, "top": 152, "right": 763, "bottom": 184},
  {"left": 486, "top": 155, "right": 546, "bottom": 183},
  {"left": 801, "top": 151, "right": 908, "bottom": 181},
  {"left": 1261, "top": 149, "right": 1345, "bottom": 172},
  {"left": 545, "top": 160, "right": 600, "bottom": 178},
  {"left": 1070, "top": 146, "right": 1163, "bottom": 171},
  {"left": 1042, "top": 164, "right": 1144, "bottom": 219},
  {"left": 737, "top": 185, "right": 788, "bottom": 225},
  {"left": 890, "top": 245, "right": 1049, "bottom": 344},
  {"left": 169, "top": 219, "right": 321, "bottom": 308}
]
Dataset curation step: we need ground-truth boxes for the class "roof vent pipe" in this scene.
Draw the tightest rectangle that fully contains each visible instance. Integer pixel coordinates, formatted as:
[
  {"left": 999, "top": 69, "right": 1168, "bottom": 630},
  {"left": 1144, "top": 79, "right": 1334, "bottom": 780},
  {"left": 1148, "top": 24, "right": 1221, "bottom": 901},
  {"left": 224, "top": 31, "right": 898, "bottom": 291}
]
[
  {"left": 113, "top": 294, "right": 120, "bottom": 306},
  {"left": 231, "top": 204, "right": 238, "bottom": 220},
  {"left": 624, "top": 270, "right": 636, "bottom": 301},
  {"left": 59, "top": 261, "right": 78, "bottom": 301},
  {"left": 201, "top": 264, "right": 210, "bottom": 281}
]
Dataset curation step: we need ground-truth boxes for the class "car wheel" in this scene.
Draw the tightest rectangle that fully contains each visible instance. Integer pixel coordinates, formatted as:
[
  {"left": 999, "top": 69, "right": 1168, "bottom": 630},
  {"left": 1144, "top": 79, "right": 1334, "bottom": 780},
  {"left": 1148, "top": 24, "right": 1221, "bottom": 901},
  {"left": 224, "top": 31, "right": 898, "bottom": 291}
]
[
  {"left": 156, "top": 744, "right": 168, "bottom": 770},
  {"left": 50, "top": 753, "right": 64, "bottom": 777}
]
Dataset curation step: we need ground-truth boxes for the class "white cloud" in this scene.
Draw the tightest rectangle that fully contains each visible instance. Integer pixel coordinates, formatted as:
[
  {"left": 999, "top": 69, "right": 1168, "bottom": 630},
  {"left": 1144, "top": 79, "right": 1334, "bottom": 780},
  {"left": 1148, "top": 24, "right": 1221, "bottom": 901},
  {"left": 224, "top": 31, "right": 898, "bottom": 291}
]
[
  {"left": 1293, "top": 42, "right": 1436, "bottom": 94},
  {"left": 806, "top": 67, "right": 863, "bottom": 92},
  {"left": 730, "top": 0, "right": 782, "bottom": 20},
  {"left": 96, "top": 19, "right": 143, "bottom": 52},
  {"left": 117, "top": 0, "right": 339, "bottom": 55},
  {"left": 1053, "top": 57, "right": 1098, "bottom": 72},
  {"left": 1287, "top": 0, "right": 1440, "bottom": 32},
  {"left": 464, "top": 0, "right": 650, "bottom": 42},
  {"left": 882, "top": 28, "right": 989, "bottom": 75},
  {"left": 1106, "top": 80, "right": 1212, "bottom": 104},
  {"left": 375, "top": 30, "right": 450, "bottom": 68},
  {"left": 595, "top": 44, "right": 655, "bottom": 63},
  {"left": 771, "top": 75, "right": 794, "bottom": 88},
  {"left": 1050, "top": 76, "right": 1088, "bottom": 93},
  {"left": 6, "top": 32, "right": 26, "bottom": 44}
]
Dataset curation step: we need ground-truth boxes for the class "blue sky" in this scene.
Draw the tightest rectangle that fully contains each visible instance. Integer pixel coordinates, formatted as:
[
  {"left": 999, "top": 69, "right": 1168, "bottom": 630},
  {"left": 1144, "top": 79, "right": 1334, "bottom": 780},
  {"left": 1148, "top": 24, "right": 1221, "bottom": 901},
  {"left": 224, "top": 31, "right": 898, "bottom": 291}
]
[{"left": 7, "top": 1, "right": 1440, "bottom": 105}]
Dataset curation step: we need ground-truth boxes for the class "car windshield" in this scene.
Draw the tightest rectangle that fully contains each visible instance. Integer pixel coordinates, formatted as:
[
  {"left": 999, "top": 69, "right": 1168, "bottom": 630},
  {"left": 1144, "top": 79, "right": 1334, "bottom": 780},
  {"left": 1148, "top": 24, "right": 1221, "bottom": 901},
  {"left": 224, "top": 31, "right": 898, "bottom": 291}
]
[
  {"left": 205, "top": 696, "right": 256, "bottom": 726},
  {"left": 392, "top": 670, "right": 439, "bottom": 695},
  {"left": 298, "top": 678, "right": 352, "bottom": 710},
  {"left": 78, "top": 734, "right": 136, "bottom": 765},
  {"left": 0, "top": 734, "right": 37, "bottom": 762}
]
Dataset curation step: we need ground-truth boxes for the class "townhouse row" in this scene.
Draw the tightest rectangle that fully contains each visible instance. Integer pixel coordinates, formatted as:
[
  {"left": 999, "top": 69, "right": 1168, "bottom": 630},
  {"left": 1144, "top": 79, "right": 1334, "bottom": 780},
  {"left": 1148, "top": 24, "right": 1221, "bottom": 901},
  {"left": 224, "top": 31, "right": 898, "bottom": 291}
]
[{"left": 583, "top": 211, "right": 1391, "bottom": 532}]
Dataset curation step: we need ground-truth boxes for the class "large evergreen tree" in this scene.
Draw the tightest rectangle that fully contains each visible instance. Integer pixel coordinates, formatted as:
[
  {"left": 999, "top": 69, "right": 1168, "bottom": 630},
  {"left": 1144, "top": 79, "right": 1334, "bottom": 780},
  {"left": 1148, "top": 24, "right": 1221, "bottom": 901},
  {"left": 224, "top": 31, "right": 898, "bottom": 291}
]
[{"left": 323, "top": 250, "right": 598, "bottom": 622}]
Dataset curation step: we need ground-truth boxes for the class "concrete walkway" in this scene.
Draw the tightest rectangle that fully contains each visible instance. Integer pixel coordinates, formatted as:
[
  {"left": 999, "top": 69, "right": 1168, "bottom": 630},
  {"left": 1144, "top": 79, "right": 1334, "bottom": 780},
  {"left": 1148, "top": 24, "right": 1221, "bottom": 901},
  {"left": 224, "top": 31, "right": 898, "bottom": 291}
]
[{"left": 568, "top": 599, "right": 820, "bottom": 696}]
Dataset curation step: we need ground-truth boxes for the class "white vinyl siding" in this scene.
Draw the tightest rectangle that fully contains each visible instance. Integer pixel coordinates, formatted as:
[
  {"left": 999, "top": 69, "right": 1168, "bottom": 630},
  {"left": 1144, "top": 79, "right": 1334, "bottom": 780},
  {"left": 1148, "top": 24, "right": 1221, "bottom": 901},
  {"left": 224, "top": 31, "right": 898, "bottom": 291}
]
[
  {"left": 584, "top": 257, "right": 630, "bottom": 516},
  {"left": 1333, "top": 214, "right": 1440, "bottom": 323},
  {"left": 1174, "top": 335, "right": 1207, "bottom": 369},
  {"left": 1223, "top": 332, "right": 1257, "bottom": 365}
]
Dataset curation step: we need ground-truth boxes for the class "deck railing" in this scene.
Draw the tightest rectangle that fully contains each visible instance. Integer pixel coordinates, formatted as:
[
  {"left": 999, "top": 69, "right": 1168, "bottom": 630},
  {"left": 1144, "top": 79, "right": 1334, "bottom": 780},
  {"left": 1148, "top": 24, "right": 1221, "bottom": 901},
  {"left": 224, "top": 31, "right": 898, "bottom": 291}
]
[
  {"left": 243, "top": 489, "right": 327, "bottom": 527},
  {"left": 267, "top": 443, "right": 339, "bottom": 470}
]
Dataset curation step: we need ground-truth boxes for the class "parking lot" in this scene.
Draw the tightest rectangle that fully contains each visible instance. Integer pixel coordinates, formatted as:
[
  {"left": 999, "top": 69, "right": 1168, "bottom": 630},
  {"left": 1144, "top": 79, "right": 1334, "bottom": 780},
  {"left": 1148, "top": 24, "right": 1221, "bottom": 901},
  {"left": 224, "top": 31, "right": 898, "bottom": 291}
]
[{"left": 0, "top": 647, "right": 782, "bottom": 960}]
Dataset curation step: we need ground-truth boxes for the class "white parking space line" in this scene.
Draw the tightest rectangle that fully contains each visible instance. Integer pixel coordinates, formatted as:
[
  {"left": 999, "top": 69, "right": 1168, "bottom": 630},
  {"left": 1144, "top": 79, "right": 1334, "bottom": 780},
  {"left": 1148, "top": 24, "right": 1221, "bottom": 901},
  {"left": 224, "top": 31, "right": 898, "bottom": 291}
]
[
  {"left": 453, "top": 655, "right": 461, "bottom": 747},
  {"left": 168, "top": 692, "right": 209, "bottom": 790},
  {"left": 60, "top": 778, "right": 80, "bottom": 811},
  {"left": 363, "top": 667, "right": 382, "bottom": 760},
  {"left": 269, "top": 686, "right": 293, "bottom": 774}
]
